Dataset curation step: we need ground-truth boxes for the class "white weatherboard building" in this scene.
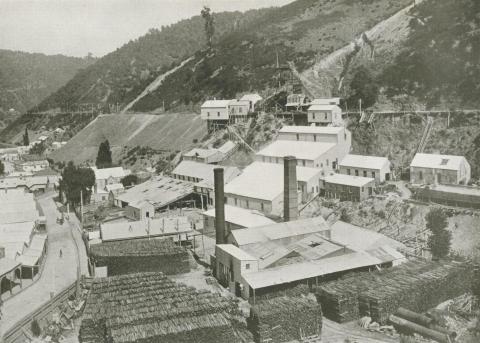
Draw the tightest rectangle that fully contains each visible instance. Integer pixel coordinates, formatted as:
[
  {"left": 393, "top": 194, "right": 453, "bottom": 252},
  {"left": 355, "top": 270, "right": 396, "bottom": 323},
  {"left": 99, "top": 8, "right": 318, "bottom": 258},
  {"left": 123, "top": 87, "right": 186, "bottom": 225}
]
[
  {"left": 339, "top": 154, "right": 391, "bottom": 183},
  {"left": 323, "top": 173, "right": 376, "bottom": 202},
  {"left": 410, "top": 153, "right": 471, "bottom": 185},
  {"left": 91, "top": 167, "right": 130, "bottom": 203},
  {"left": 273, "top": 125, "right": 352, "bottom": 170},
  {"left": 200, "top": 100, "right": 231, "bottom": 121},
  {"left": 224, "top": 161, "right": 321, "bottom": 216},
  {"left": 202, "top": 205, "right": 275, "bottom": 234},
  {"left": 215, "top": 217, "right": 405, "bottom": 300},
  {"left": 256, "top": 140, "right": 337, "bottom": 170},
  {"left": 240, "top": 93, "right": 262, "bottom": 112},
  {"left": 172, "top": 160, "right": 241, "bottom": 207},
  {"left": 307, "top": 98, "right": 343, "bottom": 126}
]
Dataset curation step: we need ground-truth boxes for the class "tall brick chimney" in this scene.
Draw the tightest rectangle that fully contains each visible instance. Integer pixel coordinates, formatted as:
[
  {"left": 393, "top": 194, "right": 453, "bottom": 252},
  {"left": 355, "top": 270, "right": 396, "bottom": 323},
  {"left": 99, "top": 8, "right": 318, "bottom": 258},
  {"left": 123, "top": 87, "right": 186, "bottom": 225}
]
[
  {"left": 284, "top": 155, "right": 298, "bottom": 222},
  {"left": 214, "top": 168, "right": 226, "bottom": 244}
]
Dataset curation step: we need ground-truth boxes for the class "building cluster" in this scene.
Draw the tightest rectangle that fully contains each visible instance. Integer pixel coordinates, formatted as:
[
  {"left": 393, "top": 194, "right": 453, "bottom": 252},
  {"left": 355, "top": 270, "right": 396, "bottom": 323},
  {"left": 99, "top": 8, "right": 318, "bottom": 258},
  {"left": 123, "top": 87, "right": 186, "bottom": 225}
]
[
  {"left": 0, "top": 189, "right": 47, "bottom": 296},
  {"left": 200, "top": 94, "right": 263, "bottom": 130}
]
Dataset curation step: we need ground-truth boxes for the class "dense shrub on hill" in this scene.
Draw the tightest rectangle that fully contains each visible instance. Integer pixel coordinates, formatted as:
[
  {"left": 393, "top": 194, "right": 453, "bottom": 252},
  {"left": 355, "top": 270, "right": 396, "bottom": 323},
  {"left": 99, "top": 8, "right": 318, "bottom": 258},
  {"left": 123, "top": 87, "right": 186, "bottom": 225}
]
[{"left": 379, "top": 0, "right": 480, "bottom": 108}]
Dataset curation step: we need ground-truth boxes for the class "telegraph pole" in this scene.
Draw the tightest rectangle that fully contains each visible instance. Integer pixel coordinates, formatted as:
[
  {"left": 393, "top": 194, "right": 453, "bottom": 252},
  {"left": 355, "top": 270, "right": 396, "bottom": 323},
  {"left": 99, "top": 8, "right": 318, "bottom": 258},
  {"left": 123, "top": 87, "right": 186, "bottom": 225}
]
[{"left": 80, "top": 189, "right": 83, "bottom": 228}]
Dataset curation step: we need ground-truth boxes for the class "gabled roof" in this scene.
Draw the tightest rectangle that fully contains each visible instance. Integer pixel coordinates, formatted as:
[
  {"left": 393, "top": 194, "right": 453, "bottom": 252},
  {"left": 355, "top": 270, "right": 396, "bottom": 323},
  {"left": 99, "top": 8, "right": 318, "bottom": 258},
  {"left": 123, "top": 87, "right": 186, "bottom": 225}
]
[
  {"left": 100, "top": 216, "right": 192, "bottom": 242},
  {"left": 216, "top": 244, "right": 257, "bottom": 261},
  {"left": 183, "top": 148, "right": 220, "bottom": 159},
  {"left": 410, "top": 153, "right": 468, "bottom": 171},
  {"left": 106, "top": 183, "right": 124, "bottom": 192},
  {"left": 324, "top": 173, "right": 374, "bottom": 187},
  {"left": 307, "top": 104, "right": 341, "bottom": 112},
  {"left": 116, "top": 176, "right": 194, "bottom": 209},
  {"left": 216, "top": 141, "right": 236, "bottom": 155},
  {"left": 230, "top": 216, "right": 329, "bottom": 247},
  {"left": 172, "top": 161, "right": 240, "bottom": 189},
  {"left": 240, "top": 94, "right": 262, "bottom": 103},
  {"left": 201, "top": 100, "right": 232, "bottom": 108},
  {"left": 257, "top": 140, "right": 335, "bottom": 161},
  {"left": 339, "top": 154, "right": 390, "bottom": 170},
  {"left": 242, "top": 251, "right": 385, "bottom": 290},
  {"left": 203, "top": 205, "right": 275, "bottom": 228},
  {"left": 92, "top": 167, "right": 130, "bottom": 180},
  {"left": 279, "top": 125, "right": 345, "bottom": 135},
  {"left": 309, "top": 97, "right": 340, "bottom": 105},
  {"left": 224, "top": 162, "right": 320, "bottom": 201},
  {"left": 330, "top": 221, "right": 406, "bottom": 251}
]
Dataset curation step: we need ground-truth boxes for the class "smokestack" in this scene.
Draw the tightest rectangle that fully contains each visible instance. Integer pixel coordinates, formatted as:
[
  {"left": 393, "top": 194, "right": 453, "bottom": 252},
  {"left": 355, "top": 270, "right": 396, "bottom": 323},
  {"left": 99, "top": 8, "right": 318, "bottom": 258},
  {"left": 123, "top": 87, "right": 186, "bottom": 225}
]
[
  {"left": 214, "top": 168, "right": 226, "bottom": 244},
  {"left": 284, "top": 156, "right": 298, "bottom": 222}
]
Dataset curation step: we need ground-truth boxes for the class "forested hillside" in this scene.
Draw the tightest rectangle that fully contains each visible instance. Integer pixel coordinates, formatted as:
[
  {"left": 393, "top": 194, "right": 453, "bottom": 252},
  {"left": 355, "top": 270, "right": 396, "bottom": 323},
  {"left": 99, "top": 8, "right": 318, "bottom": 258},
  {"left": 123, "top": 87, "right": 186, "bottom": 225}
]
[
  {"left": 34, "top": 9, "right": 269, "bottom": 112},
  {"left": 133, "top": 0, "right": 412, "bottom": 111},
  {"left": 341, "top": 0, "right": 480, "bottom": 110},
  {"left": 0, "top": 50, "right": 94, "bottom": 115},
  {"left": 379, "top": 0, "right": 480, "bottom": 108}
]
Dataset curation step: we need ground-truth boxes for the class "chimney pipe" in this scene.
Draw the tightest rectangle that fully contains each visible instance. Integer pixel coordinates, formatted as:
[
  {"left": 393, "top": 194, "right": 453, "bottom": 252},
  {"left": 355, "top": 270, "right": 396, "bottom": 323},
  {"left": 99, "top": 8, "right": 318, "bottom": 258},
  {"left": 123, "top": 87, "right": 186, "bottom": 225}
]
[
  {"left": 214, "top": 168, "right": 226, "bottom": 244},
  {"left": 284, "top": 155, "right": 298, "bottom": 222}
]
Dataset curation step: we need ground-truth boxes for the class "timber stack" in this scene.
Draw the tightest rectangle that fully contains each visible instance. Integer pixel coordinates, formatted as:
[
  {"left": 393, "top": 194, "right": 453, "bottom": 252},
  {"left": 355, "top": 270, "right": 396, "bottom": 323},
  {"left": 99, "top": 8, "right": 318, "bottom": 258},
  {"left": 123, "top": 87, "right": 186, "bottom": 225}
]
[
  {"left": 247, "top": 295, "right": 322, "bottom": 343},
  {"left": 316, "top": 260, "right": 472, "bottom": 324}
]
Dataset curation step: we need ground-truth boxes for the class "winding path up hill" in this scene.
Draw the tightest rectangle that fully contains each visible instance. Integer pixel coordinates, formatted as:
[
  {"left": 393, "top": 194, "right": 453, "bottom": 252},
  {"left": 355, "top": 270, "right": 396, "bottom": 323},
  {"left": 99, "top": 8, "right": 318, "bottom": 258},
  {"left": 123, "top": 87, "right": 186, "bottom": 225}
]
[{"left": 50, "top": 113, "right": 207, "bottom": 164}]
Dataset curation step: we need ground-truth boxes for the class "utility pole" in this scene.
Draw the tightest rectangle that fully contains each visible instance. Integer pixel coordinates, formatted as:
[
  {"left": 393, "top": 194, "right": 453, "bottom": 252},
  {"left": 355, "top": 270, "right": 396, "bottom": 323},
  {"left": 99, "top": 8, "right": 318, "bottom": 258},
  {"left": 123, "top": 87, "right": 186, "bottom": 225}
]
[{"left": 80, "top": 189, "right": 84, "bottom": 228}]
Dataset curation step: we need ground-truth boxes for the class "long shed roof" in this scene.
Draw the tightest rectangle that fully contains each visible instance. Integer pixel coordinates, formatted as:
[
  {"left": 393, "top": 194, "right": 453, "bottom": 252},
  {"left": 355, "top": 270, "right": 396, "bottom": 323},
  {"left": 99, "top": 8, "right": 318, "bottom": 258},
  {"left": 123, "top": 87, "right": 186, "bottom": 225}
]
[
  {"left": 257, "top": 140, "right": 335, "bottom": 161},
  {"left": 339, "top": 154, "right": 390, "bottom": 170},
  {"left": 224, "top": 162, "right": 320, "bottom": 201},
  {"left": 410, "top": 153, "right": 468, "bottom": 171}
]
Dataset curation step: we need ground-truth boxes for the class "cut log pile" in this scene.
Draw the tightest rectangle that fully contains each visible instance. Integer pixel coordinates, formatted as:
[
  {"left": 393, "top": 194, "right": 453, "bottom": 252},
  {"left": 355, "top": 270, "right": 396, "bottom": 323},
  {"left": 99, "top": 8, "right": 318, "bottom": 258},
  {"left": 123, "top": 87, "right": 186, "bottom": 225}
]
[
  {"left": 316, "top": 260, "right": 472, "bottom": 324},
  {"left": 90, "top": 238, "right": 190, "bottom": 276},
  {"left": 247, "top": 296, "right": 322, "bottom": 343},
  {"left": 79, "top": 272, "right": 253, "bottom": 343}
]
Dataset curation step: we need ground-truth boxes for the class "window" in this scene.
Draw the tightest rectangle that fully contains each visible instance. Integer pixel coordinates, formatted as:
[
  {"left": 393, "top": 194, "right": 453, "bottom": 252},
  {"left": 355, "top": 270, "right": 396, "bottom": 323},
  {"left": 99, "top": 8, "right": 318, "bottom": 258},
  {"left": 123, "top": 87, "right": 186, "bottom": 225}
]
[
  {"left": 372, "top": 171, "right": 376, "bottom": 178},
  {"left": 321, "top": 163, "right": 323, "bottom": 168},
  {"left": 419, "top": 171, "right": 423, "bottom": 180},
  {"left": 234, "top": 198, "right": 238, "bottom": 206},
  {"left": 355, "top": 170, "right": 359, "bottom": 176},
  {"left": 361, "top": 187, "right": 364, "bottom": 192},
  {"left": 146, "top": 211, "right": 150, "bottom": 218},
  {"left": 207, "top": 112, "right": 210, "bottom": 117},
  {"left": 302, "top": 160, "right": 306, "bottom": 166},
  {"left": 344, "top": 132, "right": 347, "bottom": 140},
  {"left": 324, "top": 113, "right": 328, "bottom": 120},
  {"left": 246, "top": 200, "right": 249, "bottom": 208},
  {"left": 347, "top": 169, "right": 351, "bottom": 175},
  {"left": 314, "top": 134, "right": 317, "bottom": 141},
  {"left": 316, "top": 186, "right": 319, "bottom": 193},
  {"left": 311, "top": 187, "right": 314, "bottom": 193},
  {"left": 245, "top": 263, "right": 250, "bottom": 270},
  {"left": 363, "top": 170, "right": 367, "bottom": 177},
  {"left": 239, "top": 107, "right": 242, "bottom": 113},
  {"left": 217, "top": 112, "right": 220, "bottom": 117},
  {"left": 296, "top": 134, "right": 300, "bottom": 141},
  {"left": 261, "top": 203, "right": 264, "bottom": 211},
  {"left": 312, "top": 113, "right": 316, "bottom": 119}
]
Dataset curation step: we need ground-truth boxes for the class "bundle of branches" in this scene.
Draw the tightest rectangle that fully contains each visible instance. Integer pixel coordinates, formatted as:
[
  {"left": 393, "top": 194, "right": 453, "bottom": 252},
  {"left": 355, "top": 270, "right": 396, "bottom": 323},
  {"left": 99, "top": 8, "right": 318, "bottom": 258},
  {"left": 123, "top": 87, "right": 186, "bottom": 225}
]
[
  {"left": 80, "top": 272, "right": 252, "bottom": 343},
  {"left": 363, "top": 261, "right": 472, "bottom": 324},
  {"left": 316, "top": 260, "right": 472, "bottom": 324},
  {"left": 248, "top": 296, "right": 322, "bottom": 343},
  {"left": 110, "top": 313, "right": 250, "bottom": 343},
  {"left": 90, "top": 238, "right": 190, "bottom": 276}
]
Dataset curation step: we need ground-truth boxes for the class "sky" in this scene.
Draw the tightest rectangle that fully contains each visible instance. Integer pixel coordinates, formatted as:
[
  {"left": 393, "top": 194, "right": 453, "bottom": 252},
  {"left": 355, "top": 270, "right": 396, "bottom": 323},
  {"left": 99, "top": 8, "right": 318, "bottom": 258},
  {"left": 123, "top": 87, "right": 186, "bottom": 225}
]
[{"left": 0, "top": 0, "right": 294, "bottom": 58}]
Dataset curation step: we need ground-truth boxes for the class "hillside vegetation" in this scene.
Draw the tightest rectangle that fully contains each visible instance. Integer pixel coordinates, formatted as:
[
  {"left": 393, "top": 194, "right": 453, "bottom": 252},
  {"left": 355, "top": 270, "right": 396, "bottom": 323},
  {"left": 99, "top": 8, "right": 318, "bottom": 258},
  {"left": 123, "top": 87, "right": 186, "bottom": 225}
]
[
  {"left": 34, "top": 9, "right": 269, "bottom": 113},
  {"left": 133, "top": 0, "right": 411, "bottom": 112},
  {"left": 339, "top": 0, "right": 480, "bottom": 110},
  {"left": 0, "top": 50, "right": 94, "bottom": 115},
  {"left": 49, "top": 113, "right": 207, "bottom": 165}
]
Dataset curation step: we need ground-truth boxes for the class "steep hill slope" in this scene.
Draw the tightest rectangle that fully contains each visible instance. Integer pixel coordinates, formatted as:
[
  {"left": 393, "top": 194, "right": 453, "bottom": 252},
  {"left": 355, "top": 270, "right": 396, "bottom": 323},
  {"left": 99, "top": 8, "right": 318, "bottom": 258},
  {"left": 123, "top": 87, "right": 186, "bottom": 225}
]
[
  {"left": 34, "top": 9, "right": 269, "bottom": 113},
  {"left": 133, "top": 0, "right": 412, "bottom": 112},
  {"left": 49, "top": 113, "right": 207, "bottom": 164},
  {"left": 0, "top": 50, "right": 94, "bottom": 115}
]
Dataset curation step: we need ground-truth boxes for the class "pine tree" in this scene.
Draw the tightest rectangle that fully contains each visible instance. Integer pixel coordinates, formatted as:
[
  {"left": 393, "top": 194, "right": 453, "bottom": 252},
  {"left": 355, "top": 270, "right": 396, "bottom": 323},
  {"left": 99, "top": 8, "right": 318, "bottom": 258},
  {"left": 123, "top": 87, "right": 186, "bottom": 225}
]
[
  {"left": 95, "top": 139, "right": 112, "bottom": 169},
  {"left": 201, "top": 6, "right": 215, "bottom": 50},
  {"left": 23, "top": 127, "right": 29, "bottom": 146},
  {"left": 425, "top": 208, "right": 451, "bottom": 259}
]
